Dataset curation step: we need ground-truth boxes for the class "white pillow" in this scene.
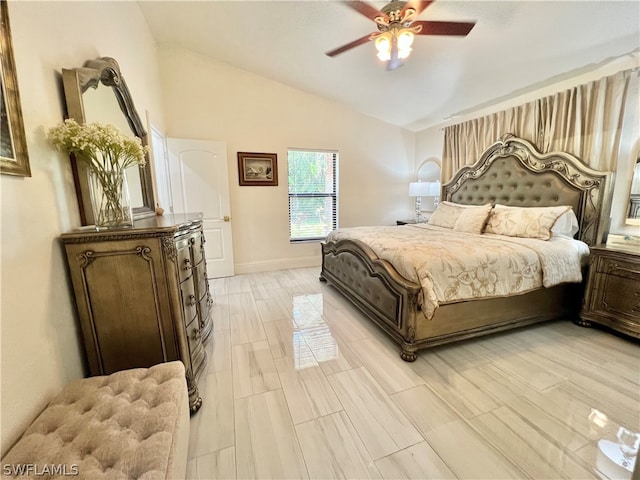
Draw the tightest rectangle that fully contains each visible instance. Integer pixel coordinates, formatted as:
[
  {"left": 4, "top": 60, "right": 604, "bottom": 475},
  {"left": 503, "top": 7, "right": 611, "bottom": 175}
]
[
  {"left": 485, "top": 204, "right": 572, "bottom": 240},
  {"left": 428, "top": 201, "right": 487, "bottom": 229},
  {"left": 551, "top": 209, "right": 579, "bottom": 238},
  {"left": 453, "top": 204, "right": 494, "bottom": 234}
]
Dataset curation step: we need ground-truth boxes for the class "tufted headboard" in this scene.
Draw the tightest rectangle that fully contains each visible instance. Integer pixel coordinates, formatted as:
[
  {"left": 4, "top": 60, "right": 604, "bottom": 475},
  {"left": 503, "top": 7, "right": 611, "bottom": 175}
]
[{"left": 442, "top": 134, "right": 612, "bottom": 246}]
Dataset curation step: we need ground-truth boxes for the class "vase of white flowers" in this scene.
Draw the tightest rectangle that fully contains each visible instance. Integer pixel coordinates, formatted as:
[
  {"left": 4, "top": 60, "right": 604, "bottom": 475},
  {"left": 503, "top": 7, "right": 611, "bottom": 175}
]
[{"left": 48, "top": 119, "right": 148, "bottom": 230}]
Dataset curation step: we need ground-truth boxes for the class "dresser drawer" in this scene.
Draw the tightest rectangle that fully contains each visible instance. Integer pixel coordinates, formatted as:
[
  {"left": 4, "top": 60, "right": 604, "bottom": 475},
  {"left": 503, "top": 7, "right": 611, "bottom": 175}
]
[
  {"left": 191, "top": 231, "right": 204, "bottom": 266},
  {"left": 180, "top": 278, "right": 198, "bottom": 324},
  {"left": 194, "top": 262, "right": 208, "bottom": 301},
  {"left": 185, "top": 319, "right": 206, "bottom": 376},
  {"left": 176, "top": 239, "right": 193, "bottom": 282}
]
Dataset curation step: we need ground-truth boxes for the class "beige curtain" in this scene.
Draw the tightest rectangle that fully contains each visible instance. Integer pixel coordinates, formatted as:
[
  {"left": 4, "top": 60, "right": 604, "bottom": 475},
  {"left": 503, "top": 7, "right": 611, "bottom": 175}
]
[
  {"left": 442, "top": 102, "right": 538, "bottom": 181},
  {"left": 442, "top": 68, "right": 637, "bottom": 181},
  {"left": 537, "top": 69, "right": 635, "bottom": 172}
]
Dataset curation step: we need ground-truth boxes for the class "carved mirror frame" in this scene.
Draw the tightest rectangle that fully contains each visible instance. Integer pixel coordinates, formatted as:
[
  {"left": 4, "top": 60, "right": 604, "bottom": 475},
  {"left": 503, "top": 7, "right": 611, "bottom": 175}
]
[{"left": 62, "top": 57, "right": 156, "bottom": 225}]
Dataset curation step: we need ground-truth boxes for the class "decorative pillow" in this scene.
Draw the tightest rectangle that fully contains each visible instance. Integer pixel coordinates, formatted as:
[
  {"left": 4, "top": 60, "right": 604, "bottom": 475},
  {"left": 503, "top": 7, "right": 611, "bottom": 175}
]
[
  {"left": 485, "top": 205, "right": 572, "bottom": 240},
  {"left": 551, "top": 209, "right": 580, "bottom": 238},
  {"left": 428, "top": 201, "right": 481, "bottom": 229},
  {"left": 453, "top": 203, "right": 494, "bottom": 234}
]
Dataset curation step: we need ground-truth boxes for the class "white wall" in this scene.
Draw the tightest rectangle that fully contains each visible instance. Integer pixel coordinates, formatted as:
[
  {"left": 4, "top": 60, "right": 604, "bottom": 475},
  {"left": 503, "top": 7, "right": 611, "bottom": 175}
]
[
  {"left": 415, "top": 52, "right": 640, "bottom": 237},
  {"left": 1, "top": 1, "right": 165, "bottom": 454},
  {"left": 158, "top": 47, "right": 416, "bottom": 273}
]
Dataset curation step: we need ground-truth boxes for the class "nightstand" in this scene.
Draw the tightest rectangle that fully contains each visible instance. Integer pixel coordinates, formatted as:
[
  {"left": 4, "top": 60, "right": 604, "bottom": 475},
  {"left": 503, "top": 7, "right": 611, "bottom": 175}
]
[
  {"left": 397, "top": 213, "right": 431, "bottom": 225},
  {"left": 578, "top": 245, "right": 640, "bottom": 339}
]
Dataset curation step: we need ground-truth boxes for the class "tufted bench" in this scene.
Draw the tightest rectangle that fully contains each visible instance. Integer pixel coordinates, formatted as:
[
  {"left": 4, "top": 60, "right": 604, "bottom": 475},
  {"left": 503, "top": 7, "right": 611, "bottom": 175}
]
[{"left": 1, "top": 362, "right": 189, "bottom": 479}]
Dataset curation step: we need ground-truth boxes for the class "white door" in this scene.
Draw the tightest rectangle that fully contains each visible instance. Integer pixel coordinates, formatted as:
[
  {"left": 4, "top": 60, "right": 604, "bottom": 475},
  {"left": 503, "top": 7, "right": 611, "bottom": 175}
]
[
  {"left": 149, "top": 125, "right": 172, "bottom": 213},
  {"left": 167, "top": 138, "right": 235, "bottom": 278}
]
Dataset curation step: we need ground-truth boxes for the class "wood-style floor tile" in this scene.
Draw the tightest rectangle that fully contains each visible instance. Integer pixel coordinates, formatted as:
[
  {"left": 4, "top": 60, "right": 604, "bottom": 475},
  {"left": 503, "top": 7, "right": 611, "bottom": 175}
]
[
  {"left": 463, "top": 362, "right": 595, "bottom": 445},
  {"left": 235, "top": 389, "right": 309, "bottom": 479},
  {"left": 328, "top": 367, "right": 423, "bottom": 460},
  {"left": 188, "top": 371, "right": 235, "bottom": 459},
  {"left": 296, "top": 411, "right": 382, "bottom": 479},
  {"left": 411, "top": 352, "right": 499, "bottom": 418},
  {"left": 275, "top": 356, "right": 342, "bottom": 425},
  {"left": 205, "top": 328, "right": 232, "bottom": 374},
  {"left": 232, "top": 340, "right": 280, "bottom": 398},
  {"left": 230, "top": 311, "right": 267, "bottom": 346},
  {"left": 315, "top": 336, "right": 362, "bottom": 376},
  {"left": 212, "top": 299, "right": 230, "bottom": 331},
  {"left": 192, "top": 446, "right": 236, "bottom": 480},
  {"left": 263, "top": 319, "right": 297, "bottom": 359},
  {"left": 255, "top": 296, "right": 290, "bottom": 323},
  {"left": 375, "top": 442, "right": 456, "bottom": 480},
  {"left": 470, "top": 406, "right": 594, "bottom": 479},
  {"left": 391, "top": 384, "right": 459, "bottom": 435},
  {"left": 424, "top": 419, "right": 526, "bottom": 479},
  {"left": 353, "top": 337, "right": 424, "bottom": 394}
]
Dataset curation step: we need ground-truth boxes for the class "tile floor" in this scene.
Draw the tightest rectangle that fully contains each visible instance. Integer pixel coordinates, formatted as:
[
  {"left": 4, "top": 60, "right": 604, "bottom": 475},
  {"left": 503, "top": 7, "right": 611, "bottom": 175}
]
[{"left": 186, "top": 267, "right": 640, "bottom": 479}]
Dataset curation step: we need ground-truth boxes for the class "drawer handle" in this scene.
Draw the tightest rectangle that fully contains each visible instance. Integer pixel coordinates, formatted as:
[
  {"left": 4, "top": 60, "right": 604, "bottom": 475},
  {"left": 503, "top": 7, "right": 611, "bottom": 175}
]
[
  {"left": 192, "top": 328, "right": 201, "bottom": 341},
  {"left": 207, "top": 296, "right": 214, "bottom": 307},
  {"left": 184, "top": 258, "right": 192, "bottom": 270},
  {"left": 187, "top": 294, "right": 197, "bottom": 306}
]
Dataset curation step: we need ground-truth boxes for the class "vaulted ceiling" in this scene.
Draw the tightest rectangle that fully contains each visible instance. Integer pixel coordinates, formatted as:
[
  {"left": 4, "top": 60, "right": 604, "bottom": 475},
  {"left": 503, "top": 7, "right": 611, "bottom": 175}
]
[{"left": 139, "top": 1, "right": 640, "bottom": 132}]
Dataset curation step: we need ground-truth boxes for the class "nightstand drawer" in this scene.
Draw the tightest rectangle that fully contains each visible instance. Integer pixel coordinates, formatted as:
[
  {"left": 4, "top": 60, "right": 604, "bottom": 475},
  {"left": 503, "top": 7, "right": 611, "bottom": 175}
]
[
  {"left": 594, "top": 255, "right": 640, "bottom": 279},
  {"left": 590, "top": 272, "right": 640, "bottom": 319}
]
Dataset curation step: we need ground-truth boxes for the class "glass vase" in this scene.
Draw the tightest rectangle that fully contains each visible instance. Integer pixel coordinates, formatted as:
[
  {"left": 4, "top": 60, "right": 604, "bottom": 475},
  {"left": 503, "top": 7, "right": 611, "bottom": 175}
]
[{"left": 88, "top": 168, "right": 133, "bottom": 230}]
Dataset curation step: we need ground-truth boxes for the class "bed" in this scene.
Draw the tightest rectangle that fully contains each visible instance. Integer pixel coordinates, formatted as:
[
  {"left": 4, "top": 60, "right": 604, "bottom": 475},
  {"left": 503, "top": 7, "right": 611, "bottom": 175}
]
[{"left": 320, "top": 134, "right": 612, "bottom": 361}]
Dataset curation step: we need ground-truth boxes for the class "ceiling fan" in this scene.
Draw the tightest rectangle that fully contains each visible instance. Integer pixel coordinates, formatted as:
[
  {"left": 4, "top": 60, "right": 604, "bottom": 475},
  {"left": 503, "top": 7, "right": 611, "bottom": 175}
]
[{"left": 326, "top": 0, "right": 475, "bottom": 71}]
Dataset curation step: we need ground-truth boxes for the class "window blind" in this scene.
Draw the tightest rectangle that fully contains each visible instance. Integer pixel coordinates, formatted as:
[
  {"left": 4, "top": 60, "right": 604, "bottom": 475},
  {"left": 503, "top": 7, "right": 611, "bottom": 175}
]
[{"left": 288, "top": 150, "right": 338, "bottom": 242}]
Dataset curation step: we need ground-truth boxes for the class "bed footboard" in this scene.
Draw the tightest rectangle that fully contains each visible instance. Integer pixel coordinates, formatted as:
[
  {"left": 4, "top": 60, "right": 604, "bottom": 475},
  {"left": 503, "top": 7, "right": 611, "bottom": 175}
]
[{"left": 320, "top": 239, "right": 422, "bottom": 360}]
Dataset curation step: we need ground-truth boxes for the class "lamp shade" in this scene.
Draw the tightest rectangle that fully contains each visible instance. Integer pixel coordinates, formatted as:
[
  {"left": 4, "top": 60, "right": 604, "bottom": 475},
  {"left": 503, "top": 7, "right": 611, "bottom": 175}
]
[
  {"left": 408, "top": 182, "right": 430, "bottom": 197},
  {"left": 426, "top": 181, "right": 441, "bottom": 196},
  {"left": 409, "top": 181, "right": 440, "bottom": 197}
]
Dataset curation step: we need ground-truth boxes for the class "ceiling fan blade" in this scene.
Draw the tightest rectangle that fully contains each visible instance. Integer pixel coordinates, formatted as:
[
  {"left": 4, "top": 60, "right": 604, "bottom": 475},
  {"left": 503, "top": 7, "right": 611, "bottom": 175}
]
[
  {"left": 325, "top": 34, "right": 373, "bottom": 57},
  {"left": 343, "top": 1, "right": 387, "bottom": 22},
  {"left": 412, "top": 20, "right": 476, "bottom": 36},
  {"left": 401, "top": 1, "right": 434, "bottom": 17}
]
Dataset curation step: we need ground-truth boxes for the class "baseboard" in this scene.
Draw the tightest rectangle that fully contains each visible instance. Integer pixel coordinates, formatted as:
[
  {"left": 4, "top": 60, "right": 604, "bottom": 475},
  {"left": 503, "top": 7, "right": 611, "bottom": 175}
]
[{"left": 234, "top": 255, "right": 321, "bottom": 274}]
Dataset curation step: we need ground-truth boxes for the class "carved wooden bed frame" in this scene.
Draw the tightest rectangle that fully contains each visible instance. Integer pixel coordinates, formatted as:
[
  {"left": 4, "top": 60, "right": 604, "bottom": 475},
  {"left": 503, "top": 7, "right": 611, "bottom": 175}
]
[{"left": 320, "top": 135, "right": 612, "bottom": 361}]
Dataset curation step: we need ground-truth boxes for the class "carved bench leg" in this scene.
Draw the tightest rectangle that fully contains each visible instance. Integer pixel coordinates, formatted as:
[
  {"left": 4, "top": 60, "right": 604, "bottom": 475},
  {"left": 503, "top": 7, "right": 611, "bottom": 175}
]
[{"left": 319, "top": 272, "right": 327, "bottom": 283}]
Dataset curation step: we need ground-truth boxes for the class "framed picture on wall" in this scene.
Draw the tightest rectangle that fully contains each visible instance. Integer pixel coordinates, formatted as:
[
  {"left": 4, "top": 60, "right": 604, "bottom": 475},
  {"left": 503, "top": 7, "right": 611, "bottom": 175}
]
[
  {"left": 0, "top": 0, "right": 30, "bottom": 177},
  {"left": 237, "top": 152, "right": 278, "bottom": 186}
]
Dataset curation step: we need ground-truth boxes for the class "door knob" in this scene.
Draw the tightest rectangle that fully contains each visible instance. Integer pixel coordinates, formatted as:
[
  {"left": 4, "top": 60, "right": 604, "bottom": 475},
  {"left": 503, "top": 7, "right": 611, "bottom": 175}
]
[{"left": 223, "top": 216, "right": 231, "bottom": 222}]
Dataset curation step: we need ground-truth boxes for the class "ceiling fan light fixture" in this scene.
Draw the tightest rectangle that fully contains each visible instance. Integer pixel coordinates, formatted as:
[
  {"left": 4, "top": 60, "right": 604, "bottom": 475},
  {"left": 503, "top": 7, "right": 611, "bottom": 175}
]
[
  {"left": 397, "top": 29, "right": 414, "bottom": 49},
  {"left": 375, "top": 33, "right": 392, "bottom": 61}
]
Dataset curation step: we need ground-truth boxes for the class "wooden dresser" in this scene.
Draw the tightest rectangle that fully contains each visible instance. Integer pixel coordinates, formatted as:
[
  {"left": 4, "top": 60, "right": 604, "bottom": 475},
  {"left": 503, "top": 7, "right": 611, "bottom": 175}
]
[
  {"left": 579, "top": 245, "right": 640, "bottom": 339},
  {"left": 61, "top": 213, "right": 214, "bottom": 413}
]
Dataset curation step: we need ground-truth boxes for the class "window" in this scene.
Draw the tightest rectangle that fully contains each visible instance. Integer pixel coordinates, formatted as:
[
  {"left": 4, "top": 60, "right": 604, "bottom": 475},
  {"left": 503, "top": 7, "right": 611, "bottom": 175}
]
[{"left": 288, "top": 149, "right": 338, "bottom": 242}]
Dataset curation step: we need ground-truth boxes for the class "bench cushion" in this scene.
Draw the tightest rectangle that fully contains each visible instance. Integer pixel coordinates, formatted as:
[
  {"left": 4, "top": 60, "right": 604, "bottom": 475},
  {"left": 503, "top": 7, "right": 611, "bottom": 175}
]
[{"left": 2, "top": 362, "right": 189, "bottom": 479}]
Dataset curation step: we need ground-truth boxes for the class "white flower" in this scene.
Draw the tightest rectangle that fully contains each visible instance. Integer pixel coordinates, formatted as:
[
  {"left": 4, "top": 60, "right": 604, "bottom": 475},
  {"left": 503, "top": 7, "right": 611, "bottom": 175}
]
[{"left": 47, "top": 119, "right": 148, "bottom": 175}]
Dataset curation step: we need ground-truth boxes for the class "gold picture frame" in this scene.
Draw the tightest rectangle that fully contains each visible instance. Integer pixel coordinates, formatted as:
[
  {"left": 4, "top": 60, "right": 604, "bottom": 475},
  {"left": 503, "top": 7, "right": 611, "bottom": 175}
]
[
  {"left": 237, "top": 152, "right": 278, "bottom": 186},
  {"left": 0, "top": 0, "right": 30, "bottom": 177}
]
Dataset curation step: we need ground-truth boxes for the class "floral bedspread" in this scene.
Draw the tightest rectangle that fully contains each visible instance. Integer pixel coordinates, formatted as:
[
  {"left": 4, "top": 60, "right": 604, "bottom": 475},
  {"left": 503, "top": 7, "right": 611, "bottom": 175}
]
[{"left": 326, "top": 224, "right": 589, "bottom": 319}]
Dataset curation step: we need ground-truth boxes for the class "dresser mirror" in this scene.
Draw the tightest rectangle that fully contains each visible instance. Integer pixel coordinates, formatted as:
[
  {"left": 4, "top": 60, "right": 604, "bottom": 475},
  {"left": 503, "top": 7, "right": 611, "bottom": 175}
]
[
  {"left": 62, "top": 57, "right": 156, "bottom": 225},
  {"left": 416, "top": 159, "right": 441, "bottom": 212},
  {"left": 626, "top": 156, "right": 640, "bottom": 223}
]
